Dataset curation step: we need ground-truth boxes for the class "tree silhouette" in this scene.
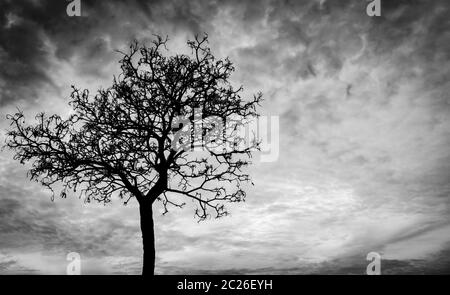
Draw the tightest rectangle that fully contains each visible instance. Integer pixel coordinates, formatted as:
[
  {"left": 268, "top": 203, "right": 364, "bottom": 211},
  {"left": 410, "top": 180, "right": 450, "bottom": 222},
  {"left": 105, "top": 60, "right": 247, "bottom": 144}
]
[{"left": 5, "top": 34, "right": 262, "bottom": 275}]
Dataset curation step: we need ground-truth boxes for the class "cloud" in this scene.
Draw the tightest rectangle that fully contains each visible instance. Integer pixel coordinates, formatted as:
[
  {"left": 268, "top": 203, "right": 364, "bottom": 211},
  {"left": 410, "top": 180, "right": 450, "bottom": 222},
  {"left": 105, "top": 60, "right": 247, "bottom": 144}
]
[{"left": 0, "top": 0, "right": 449, "bottom": 274}]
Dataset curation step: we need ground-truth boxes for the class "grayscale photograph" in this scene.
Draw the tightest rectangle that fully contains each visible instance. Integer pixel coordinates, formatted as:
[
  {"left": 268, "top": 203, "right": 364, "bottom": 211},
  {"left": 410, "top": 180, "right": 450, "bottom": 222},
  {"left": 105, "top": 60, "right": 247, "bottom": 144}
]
[{"left": 0, "top": 0, "right": 449, "bottom": 282}]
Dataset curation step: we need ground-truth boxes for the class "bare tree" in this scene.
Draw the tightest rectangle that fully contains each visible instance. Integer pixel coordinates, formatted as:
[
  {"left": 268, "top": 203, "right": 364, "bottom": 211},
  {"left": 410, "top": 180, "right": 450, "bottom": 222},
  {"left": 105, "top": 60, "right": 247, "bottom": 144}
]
[{"left": 5, "top": 34, "right": 262, "bottom": 275}]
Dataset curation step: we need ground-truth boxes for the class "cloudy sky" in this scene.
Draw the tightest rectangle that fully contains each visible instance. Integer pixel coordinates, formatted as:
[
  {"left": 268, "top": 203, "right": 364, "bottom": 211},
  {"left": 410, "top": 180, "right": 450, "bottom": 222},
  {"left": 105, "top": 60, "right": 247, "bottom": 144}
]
[{"left": 0, "top": 0, "right": 449, "bottom": 274}]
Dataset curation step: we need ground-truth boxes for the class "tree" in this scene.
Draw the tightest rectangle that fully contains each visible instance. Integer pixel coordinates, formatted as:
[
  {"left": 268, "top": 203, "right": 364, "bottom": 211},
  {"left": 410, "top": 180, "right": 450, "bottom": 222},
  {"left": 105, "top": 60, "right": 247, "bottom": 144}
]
[{"left": 5, "top": 34, "right": 262, "bottom": 275}]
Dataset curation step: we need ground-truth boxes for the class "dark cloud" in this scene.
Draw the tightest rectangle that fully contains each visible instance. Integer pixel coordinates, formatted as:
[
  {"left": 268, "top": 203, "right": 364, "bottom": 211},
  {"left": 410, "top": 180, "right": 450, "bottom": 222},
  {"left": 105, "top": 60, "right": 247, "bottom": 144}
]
[
  {"left": 0, "top": 0, "right": 219, "bottom": 107},
  {"left": 0, "top": 258, "right": 17, "bottom": 271},
  {"left": 0, "top": 160, "right": 142, "bottom": 262},
  {"left": 1, "top": 0, "right": 446, "bottom": 105},
  {"left": 158, "top": 245, "right": 450, "bottom": 274},
  {"left": 1, "top": 0, "right": 450, "bottom": 274}
]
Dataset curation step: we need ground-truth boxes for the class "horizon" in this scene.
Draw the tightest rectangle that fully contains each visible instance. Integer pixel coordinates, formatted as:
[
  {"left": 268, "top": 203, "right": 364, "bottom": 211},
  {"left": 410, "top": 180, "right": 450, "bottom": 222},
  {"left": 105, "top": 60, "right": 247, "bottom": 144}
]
[{"left": 0, "top": 0, "right": 449, "bottom": 275}]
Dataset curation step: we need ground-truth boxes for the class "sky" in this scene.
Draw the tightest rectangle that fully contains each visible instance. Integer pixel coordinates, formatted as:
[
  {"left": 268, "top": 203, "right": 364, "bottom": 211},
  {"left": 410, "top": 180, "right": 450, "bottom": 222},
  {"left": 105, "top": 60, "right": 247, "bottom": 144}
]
[{"left": 0, "top": 0, "right": 449, "bottom": 274}]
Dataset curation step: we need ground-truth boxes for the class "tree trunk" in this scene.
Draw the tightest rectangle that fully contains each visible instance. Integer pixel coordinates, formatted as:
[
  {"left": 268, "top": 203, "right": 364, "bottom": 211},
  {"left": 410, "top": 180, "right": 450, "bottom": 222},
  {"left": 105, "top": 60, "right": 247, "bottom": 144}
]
[{"left": 139, "top": 201, "right": 155, "bottom": 275}]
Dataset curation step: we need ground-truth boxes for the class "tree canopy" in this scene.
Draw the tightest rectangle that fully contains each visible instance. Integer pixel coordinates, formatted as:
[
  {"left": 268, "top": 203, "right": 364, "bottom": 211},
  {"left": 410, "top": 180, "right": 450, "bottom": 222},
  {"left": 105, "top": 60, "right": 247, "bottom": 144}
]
[{"left": 5, "top": 34, "right": 262, "bottom": 220}]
